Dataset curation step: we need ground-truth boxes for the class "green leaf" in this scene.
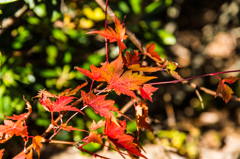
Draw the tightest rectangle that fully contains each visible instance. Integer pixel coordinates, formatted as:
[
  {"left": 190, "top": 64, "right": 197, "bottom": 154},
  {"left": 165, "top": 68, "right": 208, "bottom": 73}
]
[
  {"left": 24, "top": 0, "right": 35, "bottom": 9},
  {"left": 52, "top": 29, "right": 68, "bottom": 42},
  {"left": 82, "top": 142, "right": 101, "bottom": 153},
  {"left": 85, "top": 107, "right": 102, "bottom": 121},
  {"left": 145, "top": 1, "right": 162, "bottom": 13},
  {"left": 27, "top": 17, "right": 40, "bottom": 25},
  {"left": 119, "top": 1, "right": 130, "bottom": 14},
  {"left": 40, "top": 69, "right": 58, "bottom": 78},
  {"left": 63, "top": 51, "right": 72, "bottom": 63},
  {"left": 0, "top": 96, "right": 12, "bottom": 120},
  {"left": 166, "top": 61, "right": 182, "bottom": 80},
  {"left": 33, "top": 3, "right": 47, "bottom": 17},
  {"left": 51, "top": 10, "right": 61, "bottom": 22},
  {"left": 129, "top": 0, "right": 141, "bottom": 14},
  {"left": 0, "top": 0, "right": 18, "bottom": 4},
  {"left": 158, "top": 29, "right": 176, "bottom": 45}
]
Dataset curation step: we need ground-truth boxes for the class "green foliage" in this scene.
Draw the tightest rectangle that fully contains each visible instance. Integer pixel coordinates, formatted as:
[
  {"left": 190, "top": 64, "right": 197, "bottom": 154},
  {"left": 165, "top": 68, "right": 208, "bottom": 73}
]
[{"left": 0, "top": 0, "right": 18, "bottom": 4}]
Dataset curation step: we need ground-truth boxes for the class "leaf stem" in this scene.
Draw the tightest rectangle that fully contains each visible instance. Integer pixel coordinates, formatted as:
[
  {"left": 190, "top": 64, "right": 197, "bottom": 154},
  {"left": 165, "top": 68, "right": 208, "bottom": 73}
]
[
  {"left": 147, "top": 69, "right": 240, "bottom": 85},
  {"left": 105, "top": 0, "right": 109, "bottom": 63}
]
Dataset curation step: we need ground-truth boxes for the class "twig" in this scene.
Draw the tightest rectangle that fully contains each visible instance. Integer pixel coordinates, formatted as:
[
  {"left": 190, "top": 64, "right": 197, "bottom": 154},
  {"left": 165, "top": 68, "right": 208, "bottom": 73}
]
[
  {"left": 189, "top": 82, "right": 240, "bottom": 102},
  {"left": 0, "top": 4, "right": 28, "bottom": 35},
  {"left": 117, "top": 97, "right": 140, "bottom": 118},
  {"left": 195, "top": 89, "right": 204, "bottom": 108}
]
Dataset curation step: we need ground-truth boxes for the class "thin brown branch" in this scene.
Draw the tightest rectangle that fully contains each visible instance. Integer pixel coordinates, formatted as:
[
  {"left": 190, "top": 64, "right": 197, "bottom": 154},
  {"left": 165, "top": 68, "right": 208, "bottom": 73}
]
[
  {"left": 0, "top": 4, "right": 28, "bottom": 35},
  {"left": 189, "top": 82, "right": 240, "bottom": 102},
  {"left": 195, "top": 89, "right": 204, "bottom": 108},
  {"left": 46, "top": 139, "right": 77, "bottom": 145},
  {"left": 117, "top": 97, "right": 140, "bottom": 118}
]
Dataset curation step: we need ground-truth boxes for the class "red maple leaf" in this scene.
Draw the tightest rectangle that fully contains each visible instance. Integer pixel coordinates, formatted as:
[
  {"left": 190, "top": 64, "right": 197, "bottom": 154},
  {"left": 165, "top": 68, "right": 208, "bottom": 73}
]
[
  {"left": 39, "top": 95, "right": 83, "bottom": 114},
  {"left": 145, "top": 43, "right": 162, "bottom": 63},
  {"left": 87, "top": 14, "right": 128, "bottom": 52},
  {"left": 139, "top": 85, "right": 158, "bottom": 102},
  {"left": 0, "top": 119, "right": 28, "bottom": 143},
  {"left": 75, "top": 65, "right": 105, "bottom": 82},
  {"left": 81, "top": 90, "right": 118, "bottom": 118},
  {"left": 101, "top": 56, "right": 156, "bottom": 100},
  {"left": 215, "top": 76, "right": 239, "bottom": 103},
  {"left": 123, "top": 50, "right": 140, "bottom": 67},
  {"left": 104, "top": 118, "right": 147, "bottom": 159}
]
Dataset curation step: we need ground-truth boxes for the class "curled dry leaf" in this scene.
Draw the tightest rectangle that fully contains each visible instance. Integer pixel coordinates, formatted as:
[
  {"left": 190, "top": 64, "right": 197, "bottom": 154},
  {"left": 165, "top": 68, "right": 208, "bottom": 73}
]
[
  {"left": 215, "top": 76, "right": 239, "bottom": 103},
  {"left": 135, "top": 100, "right": 152, "bottom": 132}
]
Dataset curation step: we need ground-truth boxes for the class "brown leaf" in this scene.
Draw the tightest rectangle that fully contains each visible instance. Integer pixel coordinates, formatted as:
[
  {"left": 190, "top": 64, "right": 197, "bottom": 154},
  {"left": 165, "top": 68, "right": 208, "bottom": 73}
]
[
  {"left": 135, "top": 101, "right": 152, "bottom": 132},
  {"left": 215, "top": 76, "right": 239, "bottom": 103}
]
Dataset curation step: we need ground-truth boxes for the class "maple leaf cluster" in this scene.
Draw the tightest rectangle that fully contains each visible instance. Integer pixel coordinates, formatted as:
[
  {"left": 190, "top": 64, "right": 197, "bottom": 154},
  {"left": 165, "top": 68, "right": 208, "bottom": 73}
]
[{"left": 1, "top": 12, "right": 239, "bottom": 159}]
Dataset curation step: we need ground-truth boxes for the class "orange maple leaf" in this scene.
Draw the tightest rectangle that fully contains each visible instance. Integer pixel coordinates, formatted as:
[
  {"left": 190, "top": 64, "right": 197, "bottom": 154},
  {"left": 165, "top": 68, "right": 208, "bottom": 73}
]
[
  {"left": 86, "top": 131, "right": 103, "bottom": 144},
  {"left": 101, "top": 56, "right": 156, "bottom": 99},
  {"left": 81, "top": 90, "right": 118, "bottom": 118},
  {"left": 145, "top": 43, "right": 162, "bottom": 63},
  {"left": 87, "top": 14, "right": 128, "bottom": 53},
  {"left": 0, "top": 149, "right": 4, "bottom": 159},
  {"left": 26, "top": 149, "right": 33, "bottom": 159},
  {"left": 32, "top": 135, "right": 44, "bottom": 157},
  {"left": 128, "top": 64, "right": 163, "bottom": 72}
]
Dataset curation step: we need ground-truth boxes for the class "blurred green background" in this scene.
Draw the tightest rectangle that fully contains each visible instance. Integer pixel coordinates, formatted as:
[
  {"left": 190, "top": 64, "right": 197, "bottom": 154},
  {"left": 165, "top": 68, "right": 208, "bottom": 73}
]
[{"left": 1, "top": 0, "right": 240, "bottom": 158}]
